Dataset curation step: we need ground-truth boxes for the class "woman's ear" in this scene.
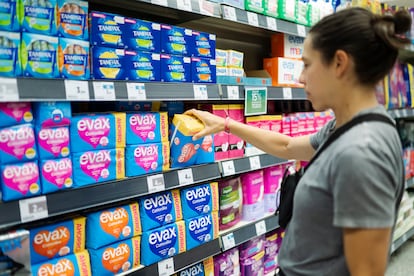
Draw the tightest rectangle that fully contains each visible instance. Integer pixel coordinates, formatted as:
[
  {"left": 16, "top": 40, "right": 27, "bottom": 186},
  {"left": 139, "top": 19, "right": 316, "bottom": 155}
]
[{"left": 333, "top": 49, "right": 351, "bottom": 79}]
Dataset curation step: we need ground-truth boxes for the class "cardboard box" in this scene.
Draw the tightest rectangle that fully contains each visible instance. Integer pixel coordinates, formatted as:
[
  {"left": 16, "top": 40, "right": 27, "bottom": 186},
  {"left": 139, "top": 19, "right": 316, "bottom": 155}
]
[
  {"left": 263, "top": 57, "right": 303, "bottom": 87},
  {"left": 271, "top": 33, "right": 304, "bottom": 59}
]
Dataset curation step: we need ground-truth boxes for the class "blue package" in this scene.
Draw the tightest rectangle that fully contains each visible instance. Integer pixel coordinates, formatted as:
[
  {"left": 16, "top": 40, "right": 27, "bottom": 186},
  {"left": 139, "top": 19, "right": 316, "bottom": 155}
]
[
  {"left": 141, "top": 221, "right": 186, "bottom": 266},
  {"left": 0, "top": 31, "right": 21, "bottom": 77},
  {"left": 59, "top": 37, "right": 90, "bottom": 80},
  {"left": 31, "top": 251, "right": 92, "bottom": 276},
  {"left": 180, "top": 182, "right": 219, "bottom": 219},
  {"left": 1, "top": 161, "right": 40, "bottom": 201},
  {"left": 57, "top": 0, "right": 88, "bottom": 40},
  {"left": 161, "top": 24, "right": 192, "bottom": 55},
  {"left": 190, "top": 31, "right": 216, "bottom": 59},
  {"left": 40, "top": 157, "right": 73, "bottom": 194},
  {"left": 19, "top": 0, "right": 57, "bottom": 35},
  {"left": 0, "top": 0, "right": 20, "bottom": 31},
  {"left": 91, "top": 46, "right": 128, "bottom": 80},
  {"left": 185, "top": 212, "right": 219, "bottom": 251},
  {"left": 125, "top": 18, "right": 161, "bottom": 52},
  {"left": 160, "top": 54, "right": 191, "bottom": 82},
  {"left": 127, "top": 51, "right": 161, "bottom": 81},
  {"left": 125, "top": 142, "right": 169, "bottom": 177},
  {"left": 36, "top": 126, "right": 70, "bottom": 159},
  {"left": 196, "top": 134, "right": 215, "bottom": 164},
  {"left": 126, "top": 112, "right": 168, "bottom": 145},
  {"left": 191, "top": 57, "right": 216, "bottom": 83},
  {"left": 160, "top": 101, "right": 184, "bottom": 117},
  {"left": 139, "top": 189, "right": 182, "bottom": 231},
  {"left": 0, "top": 124, "right": 37, "bottom": 164},
  {"left": 0, "top": 102, "right": 33, "bottom": 127},
  {"left": 33, "top": 102, "right": 72, "bottom": 128},
  {"left": 178, "top": 258, "right": 214, "bottom": 276},
  {"left": 90, "top": 11, "right": 126, "bottom": 48}
]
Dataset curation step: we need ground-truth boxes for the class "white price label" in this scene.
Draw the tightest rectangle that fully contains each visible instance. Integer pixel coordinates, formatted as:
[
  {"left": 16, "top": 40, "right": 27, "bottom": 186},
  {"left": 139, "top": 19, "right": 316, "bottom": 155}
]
[
  {"left": 255, "top": 220, "right": 267, "bottom": 236},
  {"left": 177, "top": 168, "right": 194, "bottom": 186},
  {"left": 151, "top": 0, "right": 168, "bottom": 6},
  {"left": 93, "top": 82, "right": 116, "bottom": 100},
  {"left": 222, "top": 233, "right": 236, "bottom": 251},
  {"left": 147, "top": 174, "right": 166, "bottom": 193},
  {"left": 266, "top": 17, "right": 277, "bottom": 31},
  {"left": 158, "top": 257, "right": 175, "bottom": 276},
  {"left": 283, "top": 87, "right": 293, "bottom": 100},
  {"left": 0, "top": 78, "right": 19, "bottom": 101},
  {"left": 127, "top": 83, "right": 146, "bottom": 100},
  {"left": 247, "top": 12, "right": 259, "bottom": 27},
  {"left": 65, "top": 80, "right": 90, "bottom": 100},
  {"left": 222, "top": 160, "right": 236, "bottom": 176},
  {"left": 249, "top": 156, "right": 261, "bottom": 170},
  {"left": 177, "top": 0, "right": 192, "bottom": 11},
  {"left": 297, "top": 25, "right": 306, "bottom": 37},
  {"left": 223, "top": 6, "right": 237, "bottom": 21},
  {"left": 19, "top": 196, "right": 48, "bottom": 223},
  {"left": 227, "top": 86, "right": 239, "bottom": 99},
  {"left": 193, "top": 85, "right": 208, "bottom": 100}
]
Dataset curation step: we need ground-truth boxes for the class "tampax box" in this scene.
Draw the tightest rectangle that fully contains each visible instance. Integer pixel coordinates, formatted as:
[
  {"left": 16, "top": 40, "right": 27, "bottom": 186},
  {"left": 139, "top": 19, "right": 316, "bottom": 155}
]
[
  {"left": 271, "top": 33, "right": 304, "bottom": 59},
  {"left": 36, "top": 126, "right": 70, "bottom": 159},
  {"left": 215, "top": 49, "right": 227, "bottom": 67},
  {"left": 245, "top": 0, "right": 264, "bottom": 14},
  {"left": 58, "top": 37, "right": 90, "bottom": 80},
  {"left": 160, "top": 54, "right": 191, "bottom": 82},
  {"left": 227, "top": 50, "right": 244, "bottom": 68},
  {"left": 72, "top": 148, "right": 125, "bottom": 187},
  {"left": 57, "top": 0, "right": 89, "bottom": 40},
  {"left": 21, "top": 33, "right": 59, "bottom": 78},
  {"left": 264, "top": 57, "right": 304, "bottom": 87},
  {"left": 89, "top": 236, "right": 140, "bottom": 275},
  {"left": 190, "top": 31, "right": 216, "bottom": 59},
  {"left": 126, "top": 112, "right": 168, "bottom": 145},
  {"left": 277, "top": 0, "right": 297, "bottom": 22},
  {"left": 185, "top": 212, "right": 219, "bottom": 251},
  {"left": 125, "top": 142, "right": 169, "bottom": 177},
  {"left": 264, "top": 0, "right": 278, "bottom": 17},
  {"left": 0, "top": 0, "right": 20, "bottom": 31},
  {"left": 139, "top": 189, "right": 182, "bottom": 231},
  {"left": 0, "top": 31, "right": 21, "bottom": 77},
  {"left": 19, "top": 0, "right": 57, "bottom": 35},
  {"left": 180, "top": 182, "right": 219, "bottom": 219},
  {"left": 141, "top": 221, "right": 186, "bottom": 266},
  {"left": 89, "top": 11, "right": 126, "bottom": 48},
  {"left": 191, "top": 57, "right": 216, "bottom": 83},
  {"left": 86, "top": 203, "right": 142, "bottom": 250},
  {"left": 29, "top": 217, "right": 86, "bottom": 264},
  {"left": 40, "top": 157, "right": 73, "bottom": 194},
  {"left": 31, "top": 251, "right": 92, "bottom": 276},
  {"left": 0, "top": 161, "right": 40, "bottom": 201},
  {"left": 127, "top": 51, "right": 161, "bottom": 81},
  {"left": 91, "top": 46, "right": 128, "bottom": 80},
  {"left": 70, "top": 112, "right": 126, "bottom": 153},
  {"left": 0, "top": 123, "right": 37, "bottom": 164},
  {"left": 0, "top": 102, "right": 33, "bottom": 128},
  {"left": 125, "top": 17, "right": 161, "bottom": 52},
  {"left": 160, "top": 24, "right": 192, "bottom": 56}
]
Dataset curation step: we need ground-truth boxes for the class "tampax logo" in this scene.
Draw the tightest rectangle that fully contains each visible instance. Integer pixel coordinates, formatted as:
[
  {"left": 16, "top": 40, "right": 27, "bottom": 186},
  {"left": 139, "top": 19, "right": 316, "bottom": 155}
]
[
  {"left": 0, "top": 126, "right": 34, "bottom": 143},
  {"left": 43, "top": 159, "right": 72, "bottom": 173},
  {"left": 144, "top": 194, "right": 172, "bottom": 210},
  {"left": 79, "top": 150, "right": 111, "bottom": 165},
  {"left": 188, "top": 214, "right": 212, "bottom": 232},
  {"left": 37, "top": 259, "right": 75, "bottom": 276},
  {"left": 38, "top": 128, "right": 69, "bottom": 141},
  {"left": 99, "top": 208, "right": 130, "bottom": 238},
  {"left": 185, "top": 186, "right": 210, "bottom": 201},
  {"left": 149, "top": 226, "right": 177, "bottom": 245},
  {"left": 33, "top": 226, "right": 71, "bottom": 258},
  {"left": 3, "top": 163, "right": 37, "bottom": 179}
]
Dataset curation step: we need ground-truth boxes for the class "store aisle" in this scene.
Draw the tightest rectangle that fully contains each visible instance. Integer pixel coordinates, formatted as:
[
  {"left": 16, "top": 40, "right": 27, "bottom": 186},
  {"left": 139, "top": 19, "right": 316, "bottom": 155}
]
[{"left": 386, "top": 239, "right": 414, "bottom": 275}]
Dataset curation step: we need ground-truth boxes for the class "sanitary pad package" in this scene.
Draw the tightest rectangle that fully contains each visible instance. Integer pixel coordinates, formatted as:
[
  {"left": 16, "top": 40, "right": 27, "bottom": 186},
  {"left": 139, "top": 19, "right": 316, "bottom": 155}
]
[
  {"left": 239, "top": 234, "right": 265, "bottom": 260},
  {"left": 58, "top": 37, "right": 90, "bottom": 79},
  {"left": 57, "top": 0, "right": 88, "bottom": 40},
  {"left": 180, "top": 182, "right": 219, "bottom": 219},
  {"left": 264, "top": 230, "right": 279, "bottom": 274},
  {"left": 90, "top": 11, "right": 126, "bottom": 48},
  {"left": 125, "top": 142, "right": 169, "bottom": 177},
  {"left": 36, "top": 126, "right": 70, "bottom": 159},
  {"left": 241, "top": 171, "right": 265, "bottom": 222},
  {"left": 240, "top": 250, "right": 265, "bottom": 276},
  {"left": 214, "top": 248, "right": 240, "bottom": 276},
  {"left": 31, "top": 251, "right": 92, "bottom": 276},
  {"left": 0, "top": 124, "right": 37, "bottom": 164},
  {"left": 185, "top": 212, "right": 219, "bottom": 251},
  {"left": 126, "top": 112, "right": 168, "bottom": 145},
  {"left": 1, "top": 161, "right": 40, "bottom": 201},
  {"left": 196, "top": 134, "right": 215, "bottom": 164},
  {"left": 0, "top": 31, "right": 21, "bottom": 77},
  {"left": 40, "top": 157, "right": 73, "bottom": 194},
  {"left": 33, "top": 101, "right": 72, "bottom": 128},
  {"left": 125, "top": 18, "right": 161, "bottom": 52},
  {"left": 218, "top": 177, "right": 242, "bottom": 230},
  {"left": 0, "top": 0, "right": 20, "bottom": 31},
  {"left": 263, "top": 165, "right": 283, "bottom": 213},
  {"left": 0, "top": 102, "right": 33, "bottom": 128},
  {"left": 19, "top": 0, "right": 57, "bottom": 35},
  {"left": 174, "top": 257, "right": 214, "bottom": 276}
]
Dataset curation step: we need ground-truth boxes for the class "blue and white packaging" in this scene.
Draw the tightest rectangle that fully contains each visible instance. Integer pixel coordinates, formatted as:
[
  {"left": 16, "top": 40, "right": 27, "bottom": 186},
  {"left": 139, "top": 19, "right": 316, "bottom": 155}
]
[
  {"left": 160, "top": 54, "right": 191, "bottom": 82},
  {"left": 1, "top": 161, "right": 40, "bottom": 201},
  {"left": 196, "top": 134, "right": 215, "bottom": 164},
  {"left": 91, "top": 46, "right": 128, "bottom": 80},
  {"left": 161, "top": 24, "right": 192, "bottom": 55},
  {"left": 19, "top": 0, "right": 57, "bottom": 35},
  {"left": 36, "top": 126, "right": 70, "bottom": 159},
  {"left": 57, "top": 0, "right": 88, "bottom": 40},
  {"left": 0, "top": 0, "right": 20, "bottom": 31},
  {"left": 125, "top": 142, "right": 169, "bottom": 177},
  {"left": 125, "top": 18, "right": 161, "bottom": 52},
  {"left": 40, "top": 157, "right": 73, "bottom": 194},
  {"left": 185, "top": 212, "right": 219, "bottom": 251},
  {"left": 90, "top": 11, "right": 126, "bottom": 48},
  {"left": 141, "top": 221, "right": 186, "bottom": 266},
  {"left": 59, "top": 37, "right": 90, "bottom": 80},
  {"left": 127, "top": 51, "right": 161, "bottom": 81},
  {"left": 191, "top": 57, "right": 216, "bottom": 83},
  {"left": 33, "top": 102, "right": 72, "bottom": 128},
  {"left": 126, "top": 112, "right": 168, "bottom": 145},
  {"left": 180, "top": 182, "right": 219, "bottom": 219},
  {"left": 177, "top": 258, "right": 214, "bottom": 276},
  {"left": 0, "top": 31, "right": 21, "bottom": 77},
  {"left": 190, "top": 31, "right": 216, "bottom": 59}
]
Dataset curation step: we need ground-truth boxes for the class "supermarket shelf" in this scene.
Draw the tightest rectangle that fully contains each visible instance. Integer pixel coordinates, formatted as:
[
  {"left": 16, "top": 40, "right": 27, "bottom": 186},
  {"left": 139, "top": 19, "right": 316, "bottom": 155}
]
[
  {"left": 221, "top": 85, "right": 307, "bottom": 100},
  {"left": 388, "top": 108, "right": 414, "bottom": 119},
  {"left": 220, "top": 154, "right": 287, "bottom": 177},
  {"left": 391, "top": 224, "right": 414, "bottom": 254},
  {"left": 406, "top": 178, "right": 414, "bottom": 189}
]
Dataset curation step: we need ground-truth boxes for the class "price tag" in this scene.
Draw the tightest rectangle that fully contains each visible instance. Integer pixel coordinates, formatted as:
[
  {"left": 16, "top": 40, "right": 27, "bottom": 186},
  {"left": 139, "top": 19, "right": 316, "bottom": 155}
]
[
  {"left": 266, "top": 17, "right": 277, "bottom": 31},
  {"left": 93, "top": 82, "right": 116, "bottom": 100},
  {"left": 222, "top": 6, "right": 237, "bottom": 21},
  {"left": 177, "top": 0, "right": 192, "bottom": 11},
  {"left": 0, "top": 78, "right": 19, "bottom": 101},
  {"left": 222, "top": 233, "right": 236, "bottom": 251},
  {"left": 158, "top": 257, "right": 174, "bottom": 276},
  {"left": 222, "top": 160, "right": 236, "bottom": 176},
  {"left": 151, "top": 0, "right": 168, "bottom": 6},
  {"left": 297, "top": 25, "right": 306, "bottom": 37},
  {"left": 255, "top": 220, "right": 267, "bottom": 236},
  {"left": 147, "top": 174, "right": 166, "bottom": 193},
  {"left": 193, "top": 85, "right": 208, "bottom": 100},
  {"left": 227, "top": 86, "right": 239, "bottom": 99},
  {"left": 65, "top": 80, "right": 90, "bottom": 100},
  {"left": 177, "top": 168, "right": 194, "bottom": 186},
  {"left": 249, "top": 156, "right": 261, "bottom": 170},
  {"left": 247, "top": 12, "right": 259, "bottom": 27},
  {"left": 19, "top": 196, "right": 49, "bottom": 223},
  {"left": 283, "top": 87, "right": 293, "bottom": 100},
  {"left": 127, "top": 83, "right": 146, "bottom": 100}
]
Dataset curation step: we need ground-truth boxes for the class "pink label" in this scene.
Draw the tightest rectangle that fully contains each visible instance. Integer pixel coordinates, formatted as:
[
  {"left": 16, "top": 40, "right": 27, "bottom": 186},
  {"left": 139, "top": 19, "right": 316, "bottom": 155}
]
[
  {"left": 134, "top": 144, "right": 159, "bottom": 171},
  {"left": 129, "top": 114, "right": 156, "bottom": 142},
  {"left": 79, "top": 150, "right": 112, "bottom": 181},
  {"left": 42, "top": 159, "right": 72, "bottom": 188},
  {"left": 2, "top": 163, "right": 39, "bottom": 195},
  {"left": 38, "top": 128, "right": 70, "bottom": 157},
  {"left": 0, "top": 103, "right": 31, "bottom": 122},
  {"left": 0, "top": 126, "right": 35, "bottom": 160},
  {"left": 77, "top": 117, "right": 111, "bottom": 148}
]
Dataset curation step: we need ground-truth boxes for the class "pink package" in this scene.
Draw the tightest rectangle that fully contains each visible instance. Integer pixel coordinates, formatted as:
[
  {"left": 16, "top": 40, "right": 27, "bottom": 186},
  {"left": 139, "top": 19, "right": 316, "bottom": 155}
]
[
  {"left": 241, "top": 171, "right": 264, "bottom": 222},
  {"left": 305, "top": 112, "right": 316, "bottom": 135},
  {"left": 36, "top": 127, "right": 70, "bottom": 159},
  {"left": 296, "top": 112, "right": 306, "bottom": 136},
  {"left": 281, "top": 115, "right": 291, "bottom": 136},
  {"left": 264, "top": 230, "right": 279, "bottom": 274},
  {"left": 214, "top": 248, "right": 240, "bottom": 276},
  {"left": 263, "top": 165, "right": 283, "bottom": 213},
  {"left": 239, "top": 235, "right": 265, "bottom": 260},
  {"left": 0, "top": 102, "right": 33, "bottom": 127},
  {"left": 219, "top": 177, "right": 242, "bottom": 231},
  {"left": 0, "top": 124, "right": 37, "bottom": 164},
  {"left": 240, "top": 251, "right": 264, "bottom": 276},
  {"left": 269, "top": 117, "right": 282, "bottom": 133},
  {"left": 290, "top": 114, "right": 299, "bottom": 137}
]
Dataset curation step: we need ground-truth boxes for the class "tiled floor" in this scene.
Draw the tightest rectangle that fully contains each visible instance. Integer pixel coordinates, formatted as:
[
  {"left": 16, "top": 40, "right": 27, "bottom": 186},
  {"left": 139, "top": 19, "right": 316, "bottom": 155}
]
[{"left": 386, "top": 239, "right": 414, "bottom": 276}]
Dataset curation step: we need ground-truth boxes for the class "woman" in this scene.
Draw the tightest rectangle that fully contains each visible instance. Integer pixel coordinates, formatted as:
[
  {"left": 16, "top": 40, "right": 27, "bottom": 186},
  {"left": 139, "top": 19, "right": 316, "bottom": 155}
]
[{"left": 186, "top": 7, "right": 411, "bottom": 276}]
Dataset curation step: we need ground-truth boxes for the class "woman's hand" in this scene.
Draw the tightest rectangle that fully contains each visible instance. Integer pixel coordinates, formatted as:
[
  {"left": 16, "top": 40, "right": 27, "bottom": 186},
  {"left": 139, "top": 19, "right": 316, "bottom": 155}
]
[{"left": 184, "top": 109, "right": 226, "bottom": 140}]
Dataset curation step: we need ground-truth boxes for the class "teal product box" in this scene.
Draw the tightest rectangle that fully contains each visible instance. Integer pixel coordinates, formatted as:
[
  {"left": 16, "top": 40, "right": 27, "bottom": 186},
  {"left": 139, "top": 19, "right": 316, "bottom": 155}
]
[
  {"left": 190, "top": 31, "right": 216, "bottom": 59},
  {"left": 125, "top": 17, "right": 161, "bottom": 52},
  {"left": 0, "top": 0, "right": 20, "bottom": 31},
  {"left": 0, "top": 31, "right": 21, "bottom": 77},
  {"left": 139, "top": 189, "right": 183, "bottom": 231},
  {"left": 196, "top": 134, "right": 215, "bottom": 164},
  {"left": 264, "top": 0, "right": 278, "bottom": 17},
  {"left": 90, "top": 11, "right": 126, "bottom": 48},
  {"left": 180, "top": 182, "right": 219, "bottom": 219},
  {"left": 278, "top": 0, "right": 297, "bottom": 22},
  {"left": 40, "top": 157, "right": 73, "bottom": 194},
  {"left": 91, "top": 46, "right": 128, "bottom": 80},
  {"left": 296, "top": 0, "right": 309, "bottom": 25},
  {"left": 31, "top": 251, "right": 92, "bottom": 276},
  {"left": 33, "top": 101, "right": 71, "bottom": 128},
  {"left": 59, "top": 37, "right": 90, "bottom": 80},
  {"left": 160, "top": 54, "right": 191, "bottom": 82},
  {"left": 57, "top": 0, "right": 88, "bottom": 40},
  {"left": 185, "top": 212, "right": 219, "bottom": 251},
  {"left": 245, "top": 0, "right": 264, "bottom": 14},
  {"left": 141, "top": 221, "right": 186, "bottom": 266},
  {"left": 125, "top": 142, "right": 169, "bottom": 177},
  {"left": 191, "top": 57, "right": 216, "bottom": 83},
  {"left": 127, "top": 51, "right": 161, "bottom": 81},
  {"left": 1, "top": 161, "right": 40, "bottom": 201},
  {"left": 21, "top": 32, "right": 59, "bottom": 78},
  {"left": 126, "top": 112, "right": 168, "bottom": 145},
  {"left": 160, "top": 24, "right": 192, "bottom": 56},
  {"left": 19, "top": 0, "right": 57, "bottom": 35}
]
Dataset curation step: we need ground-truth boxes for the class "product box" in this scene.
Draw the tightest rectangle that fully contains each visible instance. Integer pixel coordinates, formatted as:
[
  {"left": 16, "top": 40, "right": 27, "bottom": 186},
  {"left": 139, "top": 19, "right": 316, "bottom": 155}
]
[
  {"left": 31, "top": 251, "right": 92, "bottom": 276},
  {"left": 241, "top": 170, "right": 265, "bottom": 221},
  {"left": 127, "top": 51, "right": 161, "bottom": 81},
  {"left": 216, "top": 66, "right": 228, "bottom": 76},
  {"left": 141, "top": 221, "right": 186, "bottom": 266},
  {"left": 70, "top": 112, "right": 126, "bottom": 152},
  {"left": 126, "top": 112, "right": 168, "bottom": 145},
  {"left": 214, "top": 248, "right": 240, "bottom": 276},
  {"left": 0, "top": 124, "right": 37, "bottom": 164},
  {"left": 240, "top": 250, "right": 265, "bottom": 276},
  {"left": 196, "top": 134, "right": 215, "bottom": 164},
  {"left": 0, "top": 0, "right": 20, "bottom": 31},
  {"left": 89, "top": 11, "right": 126, "bottom": 48},
  {"left": 0, "top": 31, "right": 21, "bottom": 77},
  {"left": 36, "top": 126, "right": 70, "bottom": 159},
  {"left": 0, "top": 161, "right": 40, "bottom": 201},
  {"left": 307, "top": 0, "right": 320, "bottom": 27},
  {"left": 174, "top": 257, "right": 214, "bottom": 276},
  {"left": 228, "top": 67, "right": 244, "bottom": 77},
  {"left": 264, "top": 0, "right": 278, "bottom": 17},
  {"left": 271, "top": 33, "right": 304, "bottom": 59},
  {"left": 227, "top": 50, "right": 243, "bottom": 68},
  {"left": 33, "top": 101, "right": 72, "bottom": 128},
  {"left": 180, "top": 182, "right": 219, "bottom": 219},
  {"left": 91, "top": 46, "right": 128, "bottom": 80},
  {"left": 125, "top": 18, "right": 161, "bottom": 52},
  {"left": 58, "top": 37, "right": 90, "bottom": 79},
  {"left": 239, "top": 234, "right": 265, "bottom": 260},
  {"left": 215, "top": 49, "right": 227, "bottom": 67},
  {"left": 160, "top": 24, "right": 192, "bottom": 56},
  {"left": 264, "top": 57, "right": 304, "bottom": 87},
  {"left": 57, "top": 0, "right": 88, "bottom": 40},
  {"left": 29, "top": 217, "right": 86, "bottom": 264},
  {"left": 86, "top": 203, "right": 142, "bottom": 250},
  {"left": 263, "top": 165, "right": 283, "bottom": 213},
  {"left": 89, "top": 236, "right": 140, "bottom": 275},
  {"left": 228, "top": 104, "right": 244, "bottom": 158},
  {"left": 19, "top": 0, "right": 57, "bottom": 35},
  {"left": 245, "top": 0, "right": 264, "bottom": 14},
  {"left": 160, "top": 54, "right": 191, "bottom": 82},
  {"left": 72, "top": 148, "right": 125, "bottom": 187},
  {"left": 139, "top": 189, "right": 182, "bottom": 231},
  {"left": 185, "top": 212, "right": 219, "bottom": 251},
  {"left": 218, "top": 177, "right": 242, "bottom": 230},
  {"left": 296, "top": 0, "right": 309, "bottom": 25},
  {"left": 190, "top": 31, "right": 216, "bottom": 59},
  {"left": 264, "top": 230, "right": 278, "bottom": 274},
  {"left": 125, "top": 142, "right": 169, "bottom": 177},
  {"left": 40, "top": 157, "right": 73, "bottom": 194},
  {"left": 21, "top": 33, "right": 59, "bottom": 78},
  {"left": 0, "top": 102, "right": 33, "bottom": 128},
  {"left": 277, "top": 0, "right": 297, "bottom": 22},
  {"left": 191, "top": 57, "right": 216, "bottom": 83}
]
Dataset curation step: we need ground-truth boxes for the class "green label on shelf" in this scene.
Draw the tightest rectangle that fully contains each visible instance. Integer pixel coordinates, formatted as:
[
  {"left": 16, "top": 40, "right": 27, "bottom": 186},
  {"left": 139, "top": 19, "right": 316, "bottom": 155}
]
[{"left": 244, "top": 87, "right": 267, "bottom": 116}]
